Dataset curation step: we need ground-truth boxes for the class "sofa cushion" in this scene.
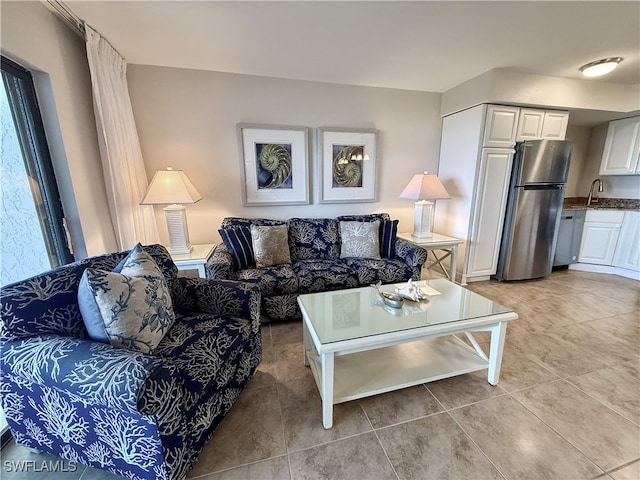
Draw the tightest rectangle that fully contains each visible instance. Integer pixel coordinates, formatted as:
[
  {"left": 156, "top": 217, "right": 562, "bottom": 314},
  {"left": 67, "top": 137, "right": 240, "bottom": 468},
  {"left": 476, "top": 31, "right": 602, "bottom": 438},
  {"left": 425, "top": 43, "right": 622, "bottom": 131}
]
[
  {"left": 251, "top": 224, "right": 292, "bottom": 268},
  {"left": 344, "top": 258, "right": 414, "bottom": 285},
  {"left": 337, "top": 213, "right": 390, "bottom": 224},
  {"left": 78, "top": 245, "right": 175, "bottom": 353},
  {"left": 232, "top": 264, "right": 299, "bottom": 296},
  {"left": 153, "top": 313, "right": 252, "bottom": 411},
  {"left": 380, "top": 219, "right": 399, "bottom": 259},
  {"left": 288, "top": 218, "right": 339, "bottom": 262},
  {"left": 219, "top": 226, "right": 254, "bottom": 270},
  {"left": 339, "top": 221, "right": 381, "bottom": 259},
  {"left": 220, "top": 217, "right": 286, "bottom": 229},
  {"left": 293, "top": 259, "right": 359, "bottom": 294}
]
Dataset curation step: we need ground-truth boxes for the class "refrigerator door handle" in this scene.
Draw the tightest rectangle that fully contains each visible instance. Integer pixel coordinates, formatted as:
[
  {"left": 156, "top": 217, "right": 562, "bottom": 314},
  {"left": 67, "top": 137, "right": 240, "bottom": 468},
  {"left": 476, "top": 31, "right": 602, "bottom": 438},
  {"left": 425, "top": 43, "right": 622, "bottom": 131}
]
[{"left": 522, "top": 184, "right": 565, "bottom": 191}]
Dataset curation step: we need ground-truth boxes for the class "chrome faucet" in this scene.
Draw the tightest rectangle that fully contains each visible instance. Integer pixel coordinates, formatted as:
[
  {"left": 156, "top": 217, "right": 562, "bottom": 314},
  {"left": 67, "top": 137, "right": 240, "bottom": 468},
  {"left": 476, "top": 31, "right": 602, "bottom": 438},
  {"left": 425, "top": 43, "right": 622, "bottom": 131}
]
[{"left": 587, "top": 178, "right": 604, "bottom": 206}]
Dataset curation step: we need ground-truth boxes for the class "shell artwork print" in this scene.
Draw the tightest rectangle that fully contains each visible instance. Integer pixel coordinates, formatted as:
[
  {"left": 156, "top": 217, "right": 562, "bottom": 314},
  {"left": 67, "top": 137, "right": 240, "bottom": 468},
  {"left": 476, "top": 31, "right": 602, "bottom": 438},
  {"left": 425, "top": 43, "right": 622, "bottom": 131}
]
[
  {"left": 332, "top": 144, "right": 364, "bottom": 188},
  {"left": 256, "top": 143, "right": 293, "bottom": 189}
]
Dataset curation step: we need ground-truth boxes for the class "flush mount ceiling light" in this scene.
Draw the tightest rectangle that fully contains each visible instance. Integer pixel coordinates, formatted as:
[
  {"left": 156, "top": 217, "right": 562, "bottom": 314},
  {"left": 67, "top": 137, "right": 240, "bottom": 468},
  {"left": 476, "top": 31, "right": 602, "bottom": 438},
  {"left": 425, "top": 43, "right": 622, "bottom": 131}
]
[{"left": 580, "top": 57, "right": 623, "bottom": 77}]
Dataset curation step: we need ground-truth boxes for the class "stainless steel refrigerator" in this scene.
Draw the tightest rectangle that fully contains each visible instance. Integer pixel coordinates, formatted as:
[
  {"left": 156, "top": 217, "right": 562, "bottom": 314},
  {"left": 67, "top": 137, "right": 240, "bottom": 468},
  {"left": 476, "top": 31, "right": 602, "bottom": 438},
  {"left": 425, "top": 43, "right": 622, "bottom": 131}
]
[{"left": 494, "top": 139, "right": 572, "bottom": 281}]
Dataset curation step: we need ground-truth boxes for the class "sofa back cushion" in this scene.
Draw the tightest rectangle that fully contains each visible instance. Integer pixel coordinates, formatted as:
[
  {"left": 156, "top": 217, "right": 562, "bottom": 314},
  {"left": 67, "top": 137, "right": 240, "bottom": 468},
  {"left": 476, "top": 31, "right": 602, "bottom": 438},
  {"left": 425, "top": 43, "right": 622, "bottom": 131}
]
[
  {"left": 0, "top": 244, "right": 176, "bottom": 342},
  {"left": 288, "top": 218, "right": 339, "bottom": 262},
  {"left": 220, "top": 217, "right": 286, "bottom": 230}
]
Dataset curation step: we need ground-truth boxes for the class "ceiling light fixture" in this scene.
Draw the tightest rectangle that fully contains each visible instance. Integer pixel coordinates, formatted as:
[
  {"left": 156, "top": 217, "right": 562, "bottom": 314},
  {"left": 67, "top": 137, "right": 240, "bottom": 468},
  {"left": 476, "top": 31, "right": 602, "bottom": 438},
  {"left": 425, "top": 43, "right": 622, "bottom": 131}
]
[{"left": 579, "top": 57, "right": 623, "bottom": 77}]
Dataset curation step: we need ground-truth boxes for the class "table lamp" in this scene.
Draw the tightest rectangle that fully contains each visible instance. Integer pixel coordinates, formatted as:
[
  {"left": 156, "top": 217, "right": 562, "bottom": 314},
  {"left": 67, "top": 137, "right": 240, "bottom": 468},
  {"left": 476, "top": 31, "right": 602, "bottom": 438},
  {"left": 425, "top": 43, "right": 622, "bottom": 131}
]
[
  {"left": 141, "top": 167, "right": 202, "bottom": 255},
  {"left": 400, "top": 171, "right": 450, "bottom": 239}
]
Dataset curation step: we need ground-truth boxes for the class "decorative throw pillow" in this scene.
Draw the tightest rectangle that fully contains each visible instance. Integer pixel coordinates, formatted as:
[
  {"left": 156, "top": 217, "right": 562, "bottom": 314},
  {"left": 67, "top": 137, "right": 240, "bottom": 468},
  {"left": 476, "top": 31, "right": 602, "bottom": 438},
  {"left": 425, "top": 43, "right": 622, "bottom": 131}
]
[
  {"left": 339, "top": 221, "right": 381, "bottom": 259},
  {"left": 380, "top": 219, "right": 399, "bottom": 259},
  {"left": 250, "top": 224, "right": 291, "bottom": 268},
  {"left": 219, "top": 226, "right": 254, "bottom": 269},
  {"left": 78, "top": 244, "right": 175, "bottom": 353}
]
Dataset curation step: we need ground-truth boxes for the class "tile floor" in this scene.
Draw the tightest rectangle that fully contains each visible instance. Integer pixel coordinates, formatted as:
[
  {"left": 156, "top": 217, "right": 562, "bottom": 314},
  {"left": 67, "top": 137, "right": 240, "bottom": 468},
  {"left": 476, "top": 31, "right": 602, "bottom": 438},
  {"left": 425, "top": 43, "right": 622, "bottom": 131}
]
[{"left": 2, "top": 270, "right": 639, "bottom": 479}]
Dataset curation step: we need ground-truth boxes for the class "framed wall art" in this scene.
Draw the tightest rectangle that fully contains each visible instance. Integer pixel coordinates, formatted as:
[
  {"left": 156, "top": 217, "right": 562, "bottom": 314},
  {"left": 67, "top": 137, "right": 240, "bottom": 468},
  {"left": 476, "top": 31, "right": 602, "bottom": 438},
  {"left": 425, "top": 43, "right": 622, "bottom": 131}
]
[
  {"left": 238, "top": 124, "right": 310, "bottom": 206},
  {"left": 318, "top": 128, "right": 377, "bottom": 203}
]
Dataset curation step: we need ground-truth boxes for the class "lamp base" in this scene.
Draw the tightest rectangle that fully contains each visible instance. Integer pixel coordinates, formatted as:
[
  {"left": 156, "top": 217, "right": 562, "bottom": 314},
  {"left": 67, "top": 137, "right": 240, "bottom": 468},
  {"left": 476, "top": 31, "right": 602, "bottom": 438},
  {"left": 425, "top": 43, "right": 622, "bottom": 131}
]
[
  {"left": 164, "top": 204, "right": 193, "bottom": 256},
  {"left": 412, "top": 200, "right": 434, "bottom": 239}
]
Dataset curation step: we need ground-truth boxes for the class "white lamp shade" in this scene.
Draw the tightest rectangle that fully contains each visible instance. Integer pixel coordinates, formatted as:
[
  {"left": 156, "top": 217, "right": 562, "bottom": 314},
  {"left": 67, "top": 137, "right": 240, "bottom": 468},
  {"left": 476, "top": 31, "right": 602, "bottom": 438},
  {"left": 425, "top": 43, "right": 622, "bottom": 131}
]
[
  {"left": 141, "top": 169, "right": 202, "bottom": 205},
  {"left": 399, "top": 172, "right": 450, "bottom": 200}
]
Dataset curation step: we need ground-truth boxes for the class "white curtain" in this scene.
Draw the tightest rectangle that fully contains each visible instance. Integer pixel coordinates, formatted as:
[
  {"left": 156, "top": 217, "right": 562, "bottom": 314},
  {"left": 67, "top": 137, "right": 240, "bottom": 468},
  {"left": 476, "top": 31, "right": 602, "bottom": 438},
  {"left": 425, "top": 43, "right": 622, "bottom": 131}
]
[{"left": 84, "top": 24, "right": 159, "bottom": 250}]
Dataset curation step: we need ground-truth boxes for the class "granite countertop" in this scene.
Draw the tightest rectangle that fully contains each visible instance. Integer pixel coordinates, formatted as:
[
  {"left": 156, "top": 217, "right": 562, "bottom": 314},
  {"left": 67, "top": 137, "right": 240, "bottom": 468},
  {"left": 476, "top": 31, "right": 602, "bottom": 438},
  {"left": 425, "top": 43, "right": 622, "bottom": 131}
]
[{"left": 563, "top": 197, "right": 640, "bottom": 211}]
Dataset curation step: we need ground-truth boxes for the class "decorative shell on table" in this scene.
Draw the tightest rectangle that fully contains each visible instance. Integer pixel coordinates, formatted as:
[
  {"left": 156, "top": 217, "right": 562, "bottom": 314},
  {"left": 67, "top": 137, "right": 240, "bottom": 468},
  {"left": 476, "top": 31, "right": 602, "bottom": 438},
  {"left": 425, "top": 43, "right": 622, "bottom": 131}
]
[
  {"left": 259, "top": 144, "right": 292, "bottom": 189},
  {"left": 395, "top": 279, "right": 428, "bottom": 302}
]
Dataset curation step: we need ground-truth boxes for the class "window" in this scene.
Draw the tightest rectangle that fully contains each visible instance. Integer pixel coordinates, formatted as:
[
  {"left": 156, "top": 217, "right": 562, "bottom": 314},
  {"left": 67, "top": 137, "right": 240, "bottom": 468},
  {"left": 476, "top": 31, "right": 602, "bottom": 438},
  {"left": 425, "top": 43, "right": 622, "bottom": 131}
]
[{"left": 1, "top": 56, "right": 73, "bottom": 287}]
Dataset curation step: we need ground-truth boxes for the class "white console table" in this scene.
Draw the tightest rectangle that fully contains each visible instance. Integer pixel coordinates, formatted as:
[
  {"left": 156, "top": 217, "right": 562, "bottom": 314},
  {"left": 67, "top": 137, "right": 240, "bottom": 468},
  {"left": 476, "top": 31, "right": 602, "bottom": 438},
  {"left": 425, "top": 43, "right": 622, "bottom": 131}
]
[
  {"left": 170, "top": 243, "right": 216, "bottom": 278},
  {"left": 397, "top": 232, "right": 463, "bottom": 283}
]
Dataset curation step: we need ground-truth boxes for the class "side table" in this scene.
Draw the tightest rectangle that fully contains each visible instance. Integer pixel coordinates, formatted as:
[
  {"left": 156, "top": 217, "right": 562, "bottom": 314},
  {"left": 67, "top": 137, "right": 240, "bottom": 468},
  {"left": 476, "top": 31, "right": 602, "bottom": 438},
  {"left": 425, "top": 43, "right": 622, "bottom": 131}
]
[
  {"left": 170, "top": 244, "right": 216, "bottom": 278},
  {"left": 397, "top": 233, "right": 463, "bottom": 283}
]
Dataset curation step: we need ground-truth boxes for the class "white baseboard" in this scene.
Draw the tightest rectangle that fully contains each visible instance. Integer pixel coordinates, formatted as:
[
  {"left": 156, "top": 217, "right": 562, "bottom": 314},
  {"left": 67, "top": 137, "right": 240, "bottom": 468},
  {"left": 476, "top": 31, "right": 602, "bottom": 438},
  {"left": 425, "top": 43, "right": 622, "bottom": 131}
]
[{"left": 569, "top": 263, "right": 640, "bottom": 281}]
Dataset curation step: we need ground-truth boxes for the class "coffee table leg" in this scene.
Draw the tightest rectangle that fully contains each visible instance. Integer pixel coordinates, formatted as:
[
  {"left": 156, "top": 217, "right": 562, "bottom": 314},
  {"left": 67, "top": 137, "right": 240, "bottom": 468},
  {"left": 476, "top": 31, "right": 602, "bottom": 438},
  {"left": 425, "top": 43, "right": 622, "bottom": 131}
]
[
  {"left": 302, "top": 321, "right": 310, "bottom": 367},
  {"left": 321, "top": 352, "right": 334, "bottom": 429},
  {"left": 488, "top": 322, "right": 507, "bottom": 385}
]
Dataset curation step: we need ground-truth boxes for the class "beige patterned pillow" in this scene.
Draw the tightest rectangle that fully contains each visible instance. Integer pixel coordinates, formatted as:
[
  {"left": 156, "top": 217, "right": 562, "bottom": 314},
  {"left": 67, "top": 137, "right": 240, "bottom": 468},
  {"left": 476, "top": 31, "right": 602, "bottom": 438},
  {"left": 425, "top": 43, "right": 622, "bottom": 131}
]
[
  {"left": 339, "top": 221, "right": 381, "bottom": 259},
  {"left": 250, "top": 224, "right": 292, "bottom": 268}
]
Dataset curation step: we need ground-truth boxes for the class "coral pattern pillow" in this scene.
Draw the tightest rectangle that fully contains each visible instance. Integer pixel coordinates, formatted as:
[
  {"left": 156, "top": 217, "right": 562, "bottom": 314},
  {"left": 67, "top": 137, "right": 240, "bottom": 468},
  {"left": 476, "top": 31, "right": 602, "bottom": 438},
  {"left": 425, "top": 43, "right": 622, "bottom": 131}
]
[
  {"left": 251, "top": 224, "right": 292, "bottom": 268},
  {"left": 339, "top": 221, "right": 381, "bottom": 259},
  {"left": 78, "top": 244, "right": 175, "bottom": 353}
]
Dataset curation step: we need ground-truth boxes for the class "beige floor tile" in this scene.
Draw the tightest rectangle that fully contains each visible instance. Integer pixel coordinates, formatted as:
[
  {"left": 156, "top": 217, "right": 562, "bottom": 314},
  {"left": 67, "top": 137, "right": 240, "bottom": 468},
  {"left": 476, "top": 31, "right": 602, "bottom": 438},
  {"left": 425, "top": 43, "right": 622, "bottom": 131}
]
[
  {"left": 377, "top": 412, "right": 503, "bottom": 479},
  {"left": 494, "top": 349, "right": 559, "bottom": 392},
  {"left": 426, "top": 370, "right": 506, "bottom": 409},
  {"left": 610, "top": 460, "right": 640, "bottom": 480},
  {"left": 188, "top": 385, "right": 286, "bottom": 475},
  {"left": 612, "top": 358, "right": 640, "bottom": 380},
  {"left": 513, "top": 380, "right": 640, "bottom": 471},
  {"left": 451, "top": 394, "right": 604, "bottom": 479},
  {"left": 288, "top": 432, "right": 396, "bottom": 480},
  {"left": 271, "top": 341, "right": 311, "bottom": 384},
  {"left": 196, "top": 456, "right": 291, "bottom": 480},
  {"left": 270, "top": 320, "right": 304, "bottom": 346},
  {"left": 358, "top": 384, "right": 443, "bottom": 429},
  {"left": 569, "top": 366, "right": 640, "bottom": 425}
]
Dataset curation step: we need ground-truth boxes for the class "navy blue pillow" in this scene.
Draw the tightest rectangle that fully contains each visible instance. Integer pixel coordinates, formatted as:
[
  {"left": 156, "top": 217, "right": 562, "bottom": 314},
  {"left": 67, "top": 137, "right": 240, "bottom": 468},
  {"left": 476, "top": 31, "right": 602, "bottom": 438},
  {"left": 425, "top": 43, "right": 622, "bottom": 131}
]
[
  {"left": 219, "top": 226, "right": 254, "bottom": 270},
  {"left": 380, "top": 219, "right": 398, "bottom": 259}
]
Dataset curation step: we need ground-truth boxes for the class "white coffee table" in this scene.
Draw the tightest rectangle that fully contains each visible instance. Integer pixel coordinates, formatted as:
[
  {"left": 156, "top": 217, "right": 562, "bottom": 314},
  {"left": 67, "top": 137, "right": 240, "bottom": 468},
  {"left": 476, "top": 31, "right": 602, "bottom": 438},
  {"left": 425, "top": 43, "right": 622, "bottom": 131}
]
[{"left": 297, "top": 279, "right": 517, "bottom": 428}]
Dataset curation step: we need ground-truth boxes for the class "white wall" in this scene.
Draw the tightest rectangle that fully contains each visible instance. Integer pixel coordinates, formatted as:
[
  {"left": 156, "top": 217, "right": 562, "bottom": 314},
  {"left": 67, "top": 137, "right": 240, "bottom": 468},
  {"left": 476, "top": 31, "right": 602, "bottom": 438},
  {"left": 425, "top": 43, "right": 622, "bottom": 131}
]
[
  {"left": 127, "top": 65, "right": 442, "bottom": 245},
  {"left": 1, "top": 1, "right": 117, "bottom": 257}
]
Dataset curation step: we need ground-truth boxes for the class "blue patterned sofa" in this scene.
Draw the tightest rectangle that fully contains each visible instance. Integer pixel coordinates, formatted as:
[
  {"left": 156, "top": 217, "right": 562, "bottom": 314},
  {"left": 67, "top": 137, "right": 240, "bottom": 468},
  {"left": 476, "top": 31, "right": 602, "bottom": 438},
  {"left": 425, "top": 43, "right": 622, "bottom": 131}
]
[
  {"left": 0, "top": 244, "right": 261, "bottom": 480},
  {"left": 207, "top": 213, "right": 427, "bottom": 322}
]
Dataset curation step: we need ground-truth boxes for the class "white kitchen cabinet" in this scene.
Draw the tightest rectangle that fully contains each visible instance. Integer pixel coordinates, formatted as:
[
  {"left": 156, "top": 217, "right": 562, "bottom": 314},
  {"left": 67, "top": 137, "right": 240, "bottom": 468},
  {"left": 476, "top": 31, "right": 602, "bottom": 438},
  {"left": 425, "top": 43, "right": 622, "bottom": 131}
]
[
  {"left": 483, "top": 105, "right": 520, "bottom": 148},
  {"left": 599, "top": 116, "right": 640, "bottom": 175},
  {"left": 577, "top": 210, "right": 624, "bottom": 265},
  {"left": 613, "top": 211, "right": 640, "bottom": 272},
  {"left": 435, "top": 105, "right": 515, "bottom": 283},
  {"left": 540, "top": 110, "right": 569, "bottom": 140},
  {"left": 515, "top": 109, "right": 569, "bottom": 141}
]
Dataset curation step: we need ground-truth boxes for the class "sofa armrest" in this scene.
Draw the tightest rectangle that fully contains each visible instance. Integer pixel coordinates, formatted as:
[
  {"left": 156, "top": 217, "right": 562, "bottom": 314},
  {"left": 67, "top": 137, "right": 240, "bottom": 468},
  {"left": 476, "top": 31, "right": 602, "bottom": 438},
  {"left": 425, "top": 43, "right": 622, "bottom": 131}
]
[
  {"left": 395, "top": 238, "right": 428, "bottom": 267},
  {"left": 205, "top": 244, "right": 234, "bottom": 280},
  {"left": 1, "top": 335, "right": 173, "bottom": 415},
  {"left": 169, "top": 277, "right": 261, "bottom": 334}
]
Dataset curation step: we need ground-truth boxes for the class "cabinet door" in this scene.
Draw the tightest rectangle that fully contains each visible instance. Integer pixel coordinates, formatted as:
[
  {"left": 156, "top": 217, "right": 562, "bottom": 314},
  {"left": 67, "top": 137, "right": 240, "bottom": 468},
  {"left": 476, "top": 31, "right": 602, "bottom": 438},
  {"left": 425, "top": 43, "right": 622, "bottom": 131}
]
[
  {"left": 467, "top": 148, "right": 514, "bottom": 277},
  {"left": 613, "top": 211, "right": 640, "bottom": 271},
  {"left": 599, "top": 117, "right": 640, "bottom": 175},
  {"left": 516, "top": 109, "right": 544, "bottom": 141},
  {"left": 541, "top": 111, "right": 569, "bottom": 140},
  {"left": 578, "top": 222, "right": 621, "bottom": 265},
  {"left": 483, "top": 105, "right": 520, "bottom": 148}
]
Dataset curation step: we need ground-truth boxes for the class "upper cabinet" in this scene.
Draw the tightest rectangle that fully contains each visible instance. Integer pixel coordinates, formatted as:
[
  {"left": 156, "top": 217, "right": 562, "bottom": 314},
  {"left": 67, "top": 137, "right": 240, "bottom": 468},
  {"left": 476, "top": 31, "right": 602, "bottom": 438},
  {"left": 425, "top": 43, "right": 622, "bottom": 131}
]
[
  {"left": 599, "top": 116, "right": 640, "bottom": 175},
  {"left": 483, "top": 105, "right": 520, "bottom": 148},
  {"left": 484, "top": 105, "right": 569, "bottom": 147},
  {"left": 515, "top": 109, "right": 569, "bottom": 142}
]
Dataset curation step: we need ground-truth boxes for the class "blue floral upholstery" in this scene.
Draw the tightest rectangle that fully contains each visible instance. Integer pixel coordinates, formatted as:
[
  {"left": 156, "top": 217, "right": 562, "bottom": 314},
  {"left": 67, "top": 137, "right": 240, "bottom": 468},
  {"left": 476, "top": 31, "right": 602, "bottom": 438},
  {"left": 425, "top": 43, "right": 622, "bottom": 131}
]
[
  {"left": 288, "top": 218, "right": 339, "bottom": 261},
  {"left": 0, "top": 245, "right": 261, "bottom": 480},
  {"left": 207, "top": 216, "right": 427, "bottom": 322}
]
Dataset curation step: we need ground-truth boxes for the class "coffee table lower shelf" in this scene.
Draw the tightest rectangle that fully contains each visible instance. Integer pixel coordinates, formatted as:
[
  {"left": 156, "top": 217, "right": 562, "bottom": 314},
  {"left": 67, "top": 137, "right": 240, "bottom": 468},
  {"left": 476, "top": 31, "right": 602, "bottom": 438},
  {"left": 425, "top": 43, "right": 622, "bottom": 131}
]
[{"left": 305, "top": 335, "right": 489, "bottom": 405}]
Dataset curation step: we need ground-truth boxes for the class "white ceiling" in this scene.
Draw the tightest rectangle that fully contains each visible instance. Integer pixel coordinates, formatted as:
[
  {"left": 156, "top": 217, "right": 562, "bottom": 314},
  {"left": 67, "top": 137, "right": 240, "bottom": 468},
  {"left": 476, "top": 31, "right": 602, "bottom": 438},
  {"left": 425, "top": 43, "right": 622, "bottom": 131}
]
[{"left": 65, "top": 0, "right": 640, "bottom": 94}]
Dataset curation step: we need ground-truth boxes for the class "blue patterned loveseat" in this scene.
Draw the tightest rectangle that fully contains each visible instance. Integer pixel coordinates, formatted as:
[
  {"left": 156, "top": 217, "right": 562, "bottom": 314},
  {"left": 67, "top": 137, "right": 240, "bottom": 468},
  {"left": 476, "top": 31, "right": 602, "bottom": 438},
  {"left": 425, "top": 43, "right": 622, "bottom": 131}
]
[
  {"left": 0, "top": 244, "right": 261, "bottom": 480},
  {"left": 207, "top": 213, "right": 427, "bottom": 322}
]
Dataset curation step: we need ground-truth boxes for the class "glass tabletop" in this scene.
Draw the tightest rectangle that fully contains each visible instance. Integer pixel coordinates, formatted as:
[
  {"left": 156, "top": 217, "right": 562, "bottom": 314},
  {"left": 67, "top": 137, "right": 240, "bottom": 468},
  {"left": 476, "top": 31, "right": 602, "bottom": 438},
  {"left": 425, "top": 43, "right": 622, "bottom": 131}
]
[{"left": 298, "top": 279, "right": 513, "bottom": 345}]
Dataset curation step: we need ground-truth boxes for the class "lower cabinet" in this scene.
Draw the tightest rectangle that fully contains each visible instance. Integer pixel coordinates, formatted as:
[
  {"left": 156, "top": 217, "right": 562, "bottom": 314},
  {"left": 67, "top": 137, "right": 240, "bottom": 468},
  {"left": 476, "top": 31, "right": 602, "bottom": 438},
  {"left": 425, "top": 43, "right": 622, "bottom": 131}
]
[
  {"left": 574, "top": 209, "right": 639, "bottom": 279},
  {"left": 613, "top": 211, "right": 640, "bottom": 271}
]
